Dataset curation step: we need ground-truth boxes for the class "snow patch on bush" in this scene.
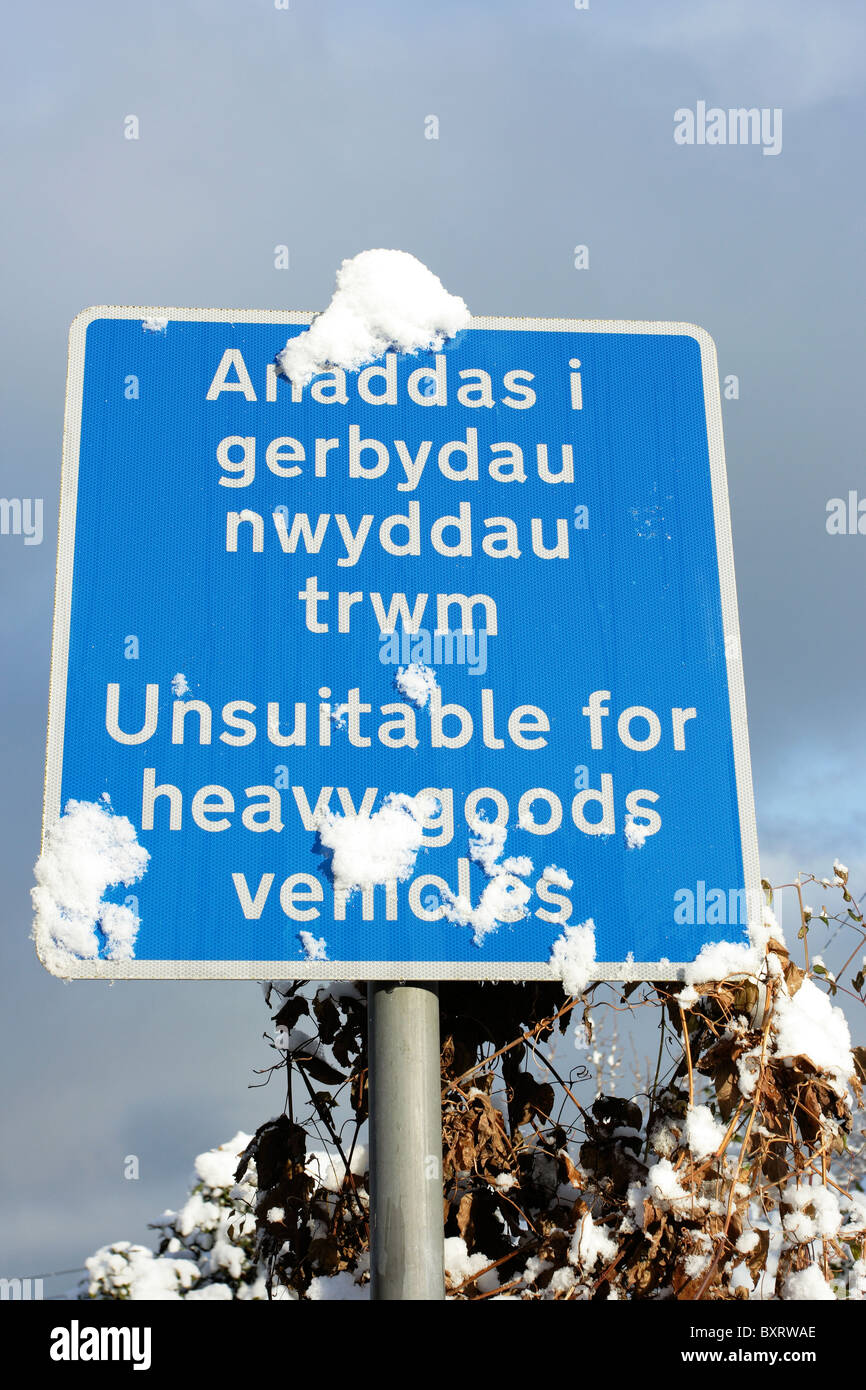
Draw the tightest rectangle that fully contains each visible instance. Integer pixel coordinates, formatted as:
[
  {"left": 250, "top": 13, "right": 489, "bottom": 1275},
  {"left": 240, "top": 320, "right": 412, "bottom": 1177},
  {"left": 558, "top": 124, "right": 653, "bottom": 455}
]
[
  {"left": 781, "top": 1180, "right": 842, "bottom": 1244},
  {"left": 444, "top": 1235, "right": 499, "bottom": 1294},
  {"left": 772, "top": 977, "right": 854, "bottom": 1097},
  {"left": 82, "top": 1244, "right": 198, "bottom": 1301},
  {"left": 684, "top": 1105, "right": 727, "bottom": 1161},
  {"left": 781, "top": 1263, "right": 836, "bottom": 1301},
  {"left": 307, "top": 1146, "right": 369, "bottom": 1194},
  {"left": 307, "top": 1270, "right": 370, "bottom": 1301},
  {"left": 194, "top": 1133, "right": 250, "bottom": 1192},
  {"left": 683, "top": 907, "right": 783, "bottom": 991},
  {"left": 568, "top": 1213, "right": 618, "bottom": 1273}
]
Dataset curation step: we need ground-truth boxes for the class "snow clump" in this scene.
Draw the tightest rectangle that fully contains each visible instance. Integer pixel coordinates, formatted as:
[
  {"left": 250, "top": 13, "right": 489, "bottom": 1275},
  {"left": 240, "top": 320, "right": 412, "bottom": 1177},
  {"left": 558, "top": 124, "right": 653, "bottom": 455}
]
[
  {"left": 568, "top": 1213, "right": 618, "bottom": 1273},
  {"left": 444, "top": 1236, "right": 499, "bottom": 1294},
  {"left": 781, "top": 1181, "right": 842, "bottom": 1244},
  {"left": 781, "top": 1264, "right": 836, "bottom": 1301},
  {"left": 624, "top": 814, "right": 649, "bottom": 849},
  {"left": 683, "top": 1104, "right": 727, "bottom": 1161},
  {"left": 278, "top": 249, "right": 470, "bottom": 388},
  {"left": 395, "top": 661, "right": 438, "bottom": 707},
  {"left": 299, "top": 931, "right": 328, "bottom": 961},
  {"left": 771, "top": 976, "right": 855, "bottom": 1098},
  {"left": 317, "top": 791, "right": 437, "bottom": 897},
  {"left": 549, "top": 910, "right": 596, "bottom": 998},
  {"left": 438, "top": 815, "right": 534, "bottom": 947},
  {"left": 32, "top": 796, "right": 149, "bottom": 974}
]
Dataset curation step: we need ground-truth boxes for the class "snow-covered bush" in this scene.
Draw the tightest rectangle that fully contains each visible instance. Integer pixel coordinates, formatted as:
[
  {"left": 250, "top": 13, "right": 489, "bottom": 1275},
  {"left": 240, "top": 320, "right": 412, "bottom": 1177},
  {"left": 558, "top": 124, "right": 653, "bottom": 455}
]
[
  {"left": 258, "top": 870, "right": 865, "bottom": 1301},
  {"left": 78, "top": 1134, "right": 272, "bottom": 1300},
  {"left": 76, "top": 1127, "right": 368, "bottom": 1301},
  {"left": 82, "top": 869, "right": 865, "bottom": 1301}
]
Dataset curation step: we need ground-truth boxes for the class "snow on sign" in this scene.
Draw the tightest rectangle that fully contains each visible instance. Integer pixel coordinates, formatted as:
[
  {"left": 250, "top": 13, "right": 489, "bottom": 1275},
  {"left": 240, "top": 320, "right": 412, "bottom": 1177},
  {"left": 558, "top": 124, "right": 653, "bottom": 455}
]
[{"left": 39, "top": 304, "right": 760, "bottom": 981}]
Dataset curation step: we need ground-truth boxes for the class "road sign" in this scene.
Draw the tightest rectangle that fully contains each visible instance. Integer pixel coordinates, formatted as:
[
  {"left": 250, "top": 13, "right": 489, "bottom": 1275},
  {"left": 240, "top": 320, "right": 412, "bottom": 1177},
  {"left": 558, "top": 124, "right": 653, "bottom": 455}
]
[{"left": 41, "top": 308, "right": 759, "bottom": 979}]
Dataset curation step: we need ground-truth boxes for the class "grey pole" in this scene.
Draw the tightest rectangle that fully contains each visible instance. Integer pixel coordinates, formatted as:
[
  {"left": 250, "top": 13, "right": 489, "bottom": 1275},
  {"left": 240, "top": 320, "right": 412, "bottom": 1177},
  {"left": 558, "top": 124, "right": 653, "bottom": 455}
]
[{"left": 368, "top": 981, "right": 445, "bottom": 1300}]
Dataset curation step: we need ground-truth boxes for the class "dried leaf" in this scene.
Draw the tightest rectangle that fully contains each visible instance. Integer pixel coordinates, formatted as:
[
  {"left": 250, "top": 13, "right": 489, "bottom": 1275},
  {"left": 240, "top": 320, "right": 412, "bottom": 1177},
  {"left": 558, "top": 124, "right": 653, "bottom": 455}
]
[
  {"left": 307, "top": 1234, "right": 341, "bottom": 1274},
  {"left": 299, "top": 1054, "right": 345, "bottom": 1086},
  {"left": 560, "top": 1151, "right": 583, "bottom": 1188},
  {"left": 456, "top": 1192, "right": 475, "bottom": 1244},
  {"left": 784, "top": 960, "right": 807, "bottom": 997},
  {"left": 745, "top": 1229, "right": 770, "bottom": 1282},
  {"left": 312, "top": 992, "right": 341, "bottom": 1044},
  {"left": 509, "top": 1072, "right": 555, "bottom": 1127}
]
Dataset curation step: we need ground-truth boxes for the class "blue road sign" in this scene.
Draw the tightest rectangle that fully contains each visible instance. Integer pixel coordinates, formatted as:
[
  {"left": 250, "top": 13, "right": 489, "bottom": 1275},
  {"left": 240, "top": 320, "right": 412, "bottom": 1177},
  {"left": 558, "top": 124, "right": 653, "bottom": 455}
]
[{"left": 41, "top": 309, "right": 760, "bottom": 979}]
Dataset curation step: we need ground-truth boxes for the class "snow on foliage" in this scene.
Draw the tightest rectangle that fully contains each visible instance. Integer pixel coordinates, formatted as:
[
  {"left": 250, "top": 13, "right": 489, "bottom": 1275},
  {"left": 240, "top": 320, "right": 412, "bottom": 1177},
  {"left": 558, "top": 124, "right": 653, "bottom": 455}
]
[
  {"left": 644, "top": 1158, "right": 701, "bottom": 1216},
  {"left": 307, "top": 1271, "right": 370, "bottom": 1301},
  {"left": 444, "top": 1237, "right": 499, "bottom": 1294},
  {"left": 772, "top": 976, "right": 854, "bottom": 1098},
  {"left": 568, "top": 1213, "right": 619, "bottom": 1274},
  {"left": 252, "top": 873, "right": 864, "bottom": 1302},
  {"left": 684, "top": 1104, "right": 727, "bottom": 1160},
  {"left": 781, "top": 1180, "right": 842, "bottom": 1244},
  {"left": 79, "top": 863, "right": 866, "bottom": 1303},
  {"left": 80, "top": 1244, "right": 201, "bottom": 1301},
  {"left": 193, "top": 1140, "right": 244, "bottom": 1192},
  {"left": 781, "top": 1264, "right": 837, "bottom": 1301},
  {"left": 79, "top": 1133, "right": 266, "bottom": 1301},
  {"left": 77, "top": 1131, "right": 366, "bottom": 1301},
  {"left": 277, "top": 248, "right": 470, "bottom": 388},
  {"left": 306, "top": 1146, "right": 369, "bottom": 1194},
  {"left": 32, "top": 796, "right": 149, "bottom": 975},
  {"left": 683, "top": 905, "right": 781, "bottom": 991}
]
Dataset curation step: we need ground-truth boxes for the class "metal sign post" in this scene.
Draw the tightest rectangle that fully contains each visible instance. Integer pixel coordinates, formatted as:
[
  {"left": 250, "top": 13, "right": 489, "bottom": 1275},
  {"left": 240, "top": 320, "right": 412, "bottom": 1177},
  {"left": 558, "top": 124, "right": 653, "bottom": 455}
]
[{"left": 368, "top": 982, "right": 444, "bottom": 1300}]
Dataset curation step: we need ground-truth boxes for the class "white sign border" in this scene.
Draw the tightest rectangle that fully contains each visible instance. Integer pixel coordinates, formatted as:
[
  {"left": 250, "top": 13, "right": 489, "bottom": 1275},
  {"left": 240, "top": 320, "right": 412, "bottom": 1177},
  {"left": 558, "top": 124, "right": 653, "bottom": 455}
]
[{"left": 40, "top": 307, "right": 761, "bottom": 982}]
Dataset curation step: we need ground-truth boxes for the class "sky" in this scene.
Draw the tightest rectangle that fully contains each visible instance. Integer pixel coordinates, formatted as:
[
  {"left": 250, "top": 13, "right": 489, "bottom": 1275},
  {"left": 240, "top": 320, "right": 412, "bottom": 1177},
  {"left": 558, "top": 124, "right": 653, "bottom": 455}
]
[{"left": 1, "top": 0, "right": 864, "bottom": 1291}]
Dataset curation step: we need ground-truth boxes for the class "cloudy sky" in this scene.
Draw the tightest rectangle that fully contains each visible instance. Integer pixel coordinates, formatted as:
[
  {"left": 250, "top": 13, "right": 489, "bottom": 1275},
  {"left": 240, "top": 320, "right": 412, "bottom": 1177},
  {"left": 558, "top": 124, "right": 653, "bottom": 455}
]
[{"left": 2, "top": 0, "right": 864, "bottom": 1290}]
